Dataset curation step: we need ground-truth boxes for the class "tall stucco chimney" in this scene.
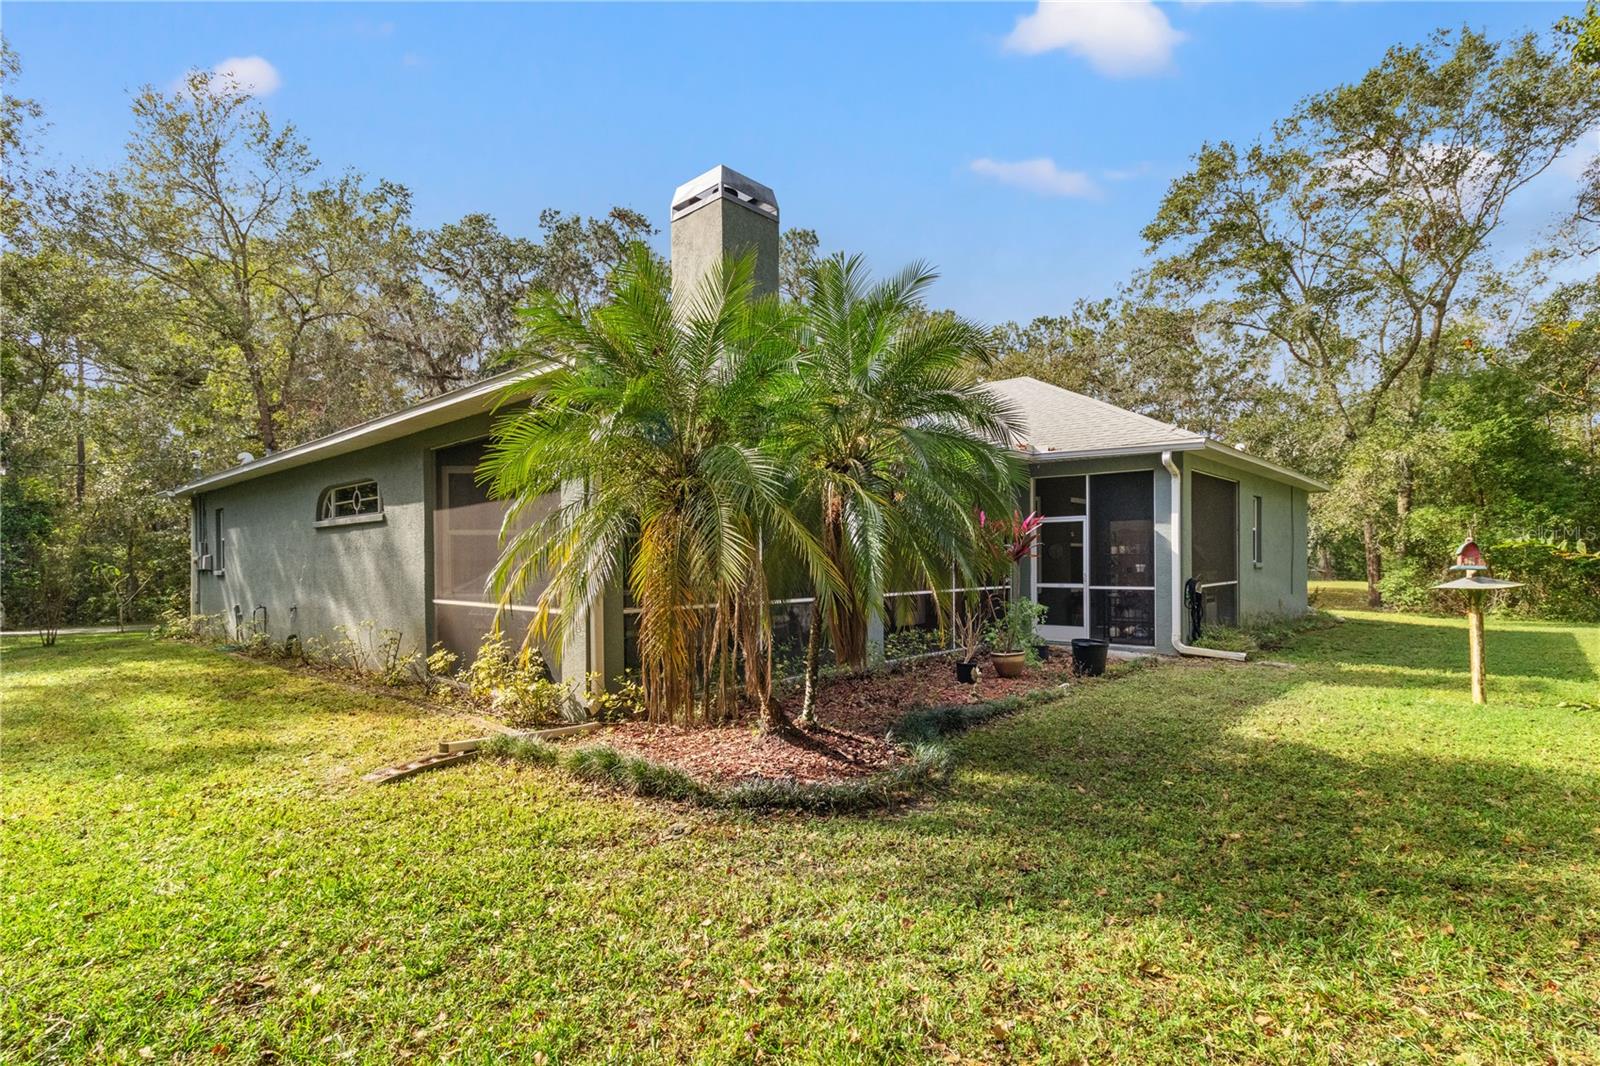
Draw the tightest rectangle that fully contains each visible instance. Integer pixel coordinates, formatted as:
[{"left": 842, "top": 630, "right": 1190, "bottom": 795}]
[{"left": 670, "top": 165, "right": 779, "bottom": 305}]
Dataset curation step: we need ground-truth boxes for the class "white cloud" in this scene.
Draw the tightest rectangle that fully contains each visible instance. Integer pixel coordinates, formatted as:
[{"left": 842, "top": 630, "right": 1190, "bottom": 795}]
[
  {"left": 970, "top": 157, "right": 1100, "bottom": 198},
  {"left": 1003, "top": 1, "right": 1184, "bottom": 78},
  {"left": 201, "top": 56, "right": 282, "bottom": 98},
  {"left": 1553, "top": 126, "right": 1600, "bottom": 181}
]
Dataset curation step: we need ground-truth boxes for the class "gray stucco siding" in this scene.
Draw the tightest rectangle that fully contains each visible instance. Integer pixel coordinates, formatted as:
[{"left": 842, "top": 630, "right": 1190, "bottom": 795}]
[
  {"left": 669, "top": 197, "right": 779, "bottom": 304},
  {"left": 1180, "top": 451, "right": 1309, "bottom": 622},
  {"left": 192, "top": 412, "right": 501, "bottom": 660}
]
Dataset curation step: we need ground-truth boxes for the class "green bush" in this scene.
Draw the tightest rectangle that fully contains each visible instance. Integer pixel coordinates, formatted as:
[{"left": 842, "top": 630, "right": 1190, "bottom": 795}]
[
  {"left": 1488, "top": 538, "right": 1600, "bottom": 623},
  {"left": 1377, "top": 558, "right": 1451, "bottom": 614},
  {"left": 883, "top": 627, "right": 947, "bottom": 662},
  {"left": 152, "top": 606, "right": 227, "bottom": 643},
  {"left": 586, "top": 671, "right": 646, "bottom": 722},
  {"left": 462, "top": 633, "right": 575, "bottom": 728},
  {"left": 984, "top": 599, "right": 1048, "bottom": 663}
]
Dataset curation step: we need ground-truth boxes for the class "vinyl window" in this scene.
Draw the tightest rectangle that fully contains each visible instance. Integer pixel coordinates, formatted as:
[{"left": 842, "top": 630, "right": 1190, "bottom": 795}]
[
  {"left": 1251, "top": 494, "right": 1264, "bottom": 566},
  {"left": 316, "top": 480, "right": 383, "bottom": 526}
]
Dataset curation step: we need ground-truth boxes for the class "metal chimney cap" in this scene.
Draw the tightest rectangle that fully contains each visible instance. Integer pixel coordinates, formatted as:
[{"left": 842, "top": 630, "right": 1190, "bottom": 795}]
[{"left": 671, "top": 165, "right": 778, "bottom": 224}]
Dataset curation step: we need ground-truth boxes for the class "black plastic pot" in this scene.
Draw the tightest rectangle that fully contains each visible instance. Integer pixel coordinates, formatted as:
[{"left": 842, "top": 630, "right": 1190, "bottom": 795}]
[
  {"left": 1034, "top": 642, "right": 1051, "bottom": 661},
  {"left": 955, "top": 660, "right": 978, "bottom": 684},
  {"left": 1070, "top": 638, "right": 1108, "bottom": 677}
]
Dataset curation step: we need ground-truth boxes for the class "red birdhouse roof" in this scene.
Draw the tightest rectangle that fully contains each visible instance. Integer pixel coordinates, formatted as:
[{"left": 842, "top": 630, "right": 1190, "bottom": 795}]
[{"left": 1451, "top": 538, "right": 1488, "bottom": 572}]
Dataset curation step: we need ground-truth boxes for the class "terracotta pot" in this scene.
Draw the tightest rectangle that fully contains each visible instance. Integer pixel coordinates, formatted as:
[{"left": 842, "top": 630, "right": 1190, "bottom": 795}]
[{"left": 990, "top": 651, "right": 1026, "bottom": 678}]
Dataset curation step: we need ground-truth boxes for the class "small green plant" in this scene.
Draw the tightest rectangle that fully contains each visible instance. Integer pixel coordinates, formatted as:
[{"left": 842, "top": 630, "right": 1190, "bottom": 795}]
[
  {"left": 327, "top": 620, "right": 421, "bottom": 683},
  {"left": 984, "top": 599, "right": 1048, "bottom": 663},
  {"left": 883, "top": 627, "right": 947, "bottom": 662},
  {"left": 374, "top": 627, "right": 420, "bottom": 686},
  {"left": 238, "top": 629, "right": 279, "bottom": 659},
  {"left": 152, "top": 607, "right": 226, "bottom": 643},
  {"left": 423, "top": 643, "right": 460, "bottom": 698},
  {"left": 587, "top": 671, "right": 646, "bottom": 722},
  {"left": 463, "top": 633, "right": 573, "bottom": 728}
]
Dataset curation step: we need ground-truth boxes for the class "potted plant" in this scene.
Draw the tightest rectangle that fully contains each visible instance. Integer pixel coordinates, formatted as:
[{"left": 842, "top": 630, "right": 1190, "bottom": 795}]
[
  {"left": 984, "top": 599, "right": 1047, "bottom": 678},
  {"left": 951, "top": 608, "right": 984, "bottom": 683}
]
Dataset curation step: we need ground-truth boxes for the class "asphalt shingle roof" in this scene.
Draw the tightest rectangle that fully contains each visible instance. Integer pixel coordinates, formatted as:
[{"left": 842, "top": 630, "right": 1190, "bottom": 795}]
[{"left": 981, "top": 376, "right": 1204, "bottom": 456}]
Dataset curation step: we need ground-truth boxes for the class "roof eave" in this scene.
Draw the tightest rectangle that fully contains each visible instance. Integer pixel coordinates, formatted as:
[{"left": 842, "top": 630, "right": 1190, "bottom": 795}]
[
  {"left": 1021, "top": 438, "right": 1327, "bottom": 492},
  {"left": 1021, "top": 439, "right": 1206, "bottom": 463},
  {"left": 166, "top": 365, "right": 549, "bottom": 499},
  {"left": 1197, "top": 439, "right": 1329, "bottom": 492}
]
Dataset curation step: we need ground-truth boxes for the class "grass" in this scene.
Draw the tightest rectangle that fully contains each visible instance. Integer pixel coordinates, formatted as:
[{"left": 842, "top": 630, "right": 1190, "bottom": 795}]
[
  {"left": 1187, "top": 609, "right": 1339, "bottom": 656},
  {"left": 1311, "top": 578, "right": 1377, "bottom": 613},
  {"left": 3, "top": 610, "right": 1598, "bottom": 1063}
]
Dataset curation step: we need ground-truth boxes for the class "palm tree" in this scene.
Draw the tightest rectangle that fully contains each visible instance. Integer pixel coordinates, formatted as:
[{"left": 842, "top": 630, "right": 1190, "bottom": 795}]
[
  {"left": 480, "top": 247, "right": 829, "bottom": 728},
  {"left": 780, "top": 254, "right": 1026, "bottom": 724}
]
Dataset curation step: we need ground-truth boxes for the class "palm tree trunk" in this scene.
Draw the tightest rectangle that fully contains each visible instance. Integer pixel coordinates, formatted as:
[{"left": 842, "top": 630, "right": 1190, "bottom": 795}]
[{"left": 798, "top": 601, "right": 823, "bottom": 726}]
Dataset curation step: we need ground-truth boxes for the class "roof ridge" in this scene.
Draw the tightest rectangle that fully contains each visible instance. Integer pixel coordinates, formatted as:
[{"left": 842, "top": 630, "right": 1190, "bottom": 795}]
[{"left": 984, "top": 375, "right": 1203, "bottom": 441}]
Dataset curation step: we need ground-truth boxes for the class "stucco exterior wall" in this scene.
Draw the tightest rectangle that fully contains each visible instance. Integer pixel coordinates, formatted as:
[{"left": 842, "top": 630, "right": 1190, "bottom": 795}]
[
  {"left": 669, "top": 198, "right": 779, "bottom": 304},
  {"left": 1180, "top": 451, "right": 1309, "bottom": 622},
  {"left": 191, "top": 413, "right": 499, "bottom": 664},
  {"left": 1011, "top": 450, "right": 1311, "bottom": 654}
]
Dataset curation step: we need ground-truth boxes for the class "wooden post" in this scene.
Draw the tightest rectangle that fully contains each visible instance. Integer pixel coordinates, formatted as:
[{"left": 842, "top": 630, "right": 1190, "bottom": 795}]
[{"left": 1467, "top": 591, "right": 1486, "bottom": 705}]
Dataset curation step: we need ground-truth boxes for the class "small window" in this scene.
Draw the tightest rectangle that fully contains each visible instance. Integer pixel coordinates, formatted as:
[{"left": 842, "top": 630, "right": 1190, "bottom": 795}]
[
  {"left": 1251, "top": 495, "right": 1264, "bottom": 566},
  {"left": 317, "top": 480, "right": 383, "bottom": 526},
  {"left": 214, "top": 508, "right": 224, "bottom": 573}
]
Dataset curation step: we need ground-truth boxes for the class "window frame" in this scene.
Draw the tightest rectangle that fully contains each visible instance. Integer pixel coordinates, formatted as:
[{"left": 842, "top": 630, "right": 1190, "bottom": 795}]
[
  {"left": 1251, "top": 494, "right": 1264, "bottom": 567},
  {"left": 315, "top": 479, "right": 385, "bottom": 528},
  {"left": 213, "top": 507, "right": 224, "bottom": 576}
]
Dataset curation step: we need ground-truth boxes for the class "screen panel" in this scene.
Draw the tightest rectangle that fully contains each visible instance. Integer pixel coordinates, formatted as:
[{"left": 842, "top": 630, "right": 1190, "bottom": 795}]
[
  {"left": 1089, "top": 471, "right": 1154, "bottom": 588},
  {"left": 1090, "top": 589, "right": 1155, "bottom": 646},
  {"left": 1038, "top": 586, "right": 1085, "bottom": 628},
  {"left": 1191, "top": 473, "right": 1239, "bottom": 585},
  {"left": 1038, "top": 521, "right": 1085, "bottom": 585},
  {"left": 1035, "top": 475, "right": 1086, "bottom": 517},
  {"left": 433, "top": 439, "right": 558, "bottom": 667}
]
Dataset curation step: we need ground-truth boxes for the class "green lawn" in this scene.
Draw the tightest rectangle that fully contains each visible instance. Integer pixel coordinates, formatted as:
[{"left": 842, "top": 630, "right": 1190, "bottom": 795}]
[{"left": 4, "top": 611, "right": 1598, "bottom": 1064}]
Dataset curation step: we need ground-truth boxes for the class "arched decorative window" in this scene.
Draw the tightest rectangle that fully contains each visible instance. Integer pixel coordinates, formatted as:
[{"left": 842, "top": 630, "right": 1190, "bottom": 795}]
[{"left": 315, "top": 480, "right": 384, "bottom": 527}]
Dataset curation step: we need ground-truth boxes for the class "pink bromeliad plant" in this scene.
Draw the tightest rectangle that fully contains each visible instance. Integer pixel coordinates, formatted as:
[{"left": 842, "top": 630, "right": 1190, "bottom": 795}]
[{"left": 978, "top": 509, "right": 1043, "bottom": 567}]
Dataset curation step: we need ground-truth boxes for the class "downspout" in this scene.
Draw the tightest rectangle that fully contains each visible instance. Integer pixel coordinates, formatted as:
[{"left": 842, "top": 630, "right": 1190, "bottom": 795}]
[{"left": 1162, "top": 450, "right": 1246, "bottom": 662}]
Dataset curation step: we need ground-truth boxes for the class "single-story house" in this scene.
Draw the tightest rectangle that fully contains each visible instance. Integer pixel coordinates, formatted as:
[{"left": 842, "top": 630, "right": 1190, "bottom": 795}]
[{"left": 171, "top": 165, "right": 1325, "bottom": 688}]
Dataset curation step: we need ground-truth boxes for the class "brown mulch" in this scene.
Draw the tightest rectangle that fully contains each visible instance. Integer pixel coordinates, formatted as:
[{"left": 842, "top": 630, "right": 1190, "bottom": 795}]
[{"left": 584, "top": 653, "right": 1079, "bottom": 787}]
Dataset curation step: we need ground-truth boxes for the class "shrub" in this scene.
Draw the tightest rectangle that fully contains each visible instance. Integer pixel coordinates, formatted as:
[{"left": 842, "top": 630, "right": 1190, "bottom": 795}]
[
  {"left": 587, "top": 671, "right": 646, "bottom": 722},
  {"left": 1489, "top": 538, "right": 1600, "bottom": 622},
  {"left": 328, "top": 620, "right": 422, "bottom": 683},
  {"left": 1377, "top": 558, "right": 1450, "bottom": 614},
  {"left": 153, "top": 606, "right": 227, "bottom": 643},
  {"left": 883, "top": 627, "right": 948, "bottom": 662},
  {"left": 984, "top": 599, "right": 1048, "bottom": 663},
  {"left": 463, "top": 633, "right": 575, "bottom": 728}
]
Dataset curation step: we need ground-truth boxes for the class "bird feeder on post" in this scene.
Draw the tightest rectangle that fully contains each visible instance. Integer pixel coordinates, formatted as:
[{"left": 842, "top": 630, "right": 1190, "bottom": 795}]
[{"left": 1432, "top": 539, "right": 1523, "bottom": 704}]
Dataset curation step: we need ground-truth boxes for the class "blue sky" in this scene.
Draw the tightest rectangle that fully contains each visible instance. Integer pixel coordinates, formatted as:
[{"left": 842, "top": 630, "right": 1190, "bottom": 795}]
[{"left": 6, "top": 2, "right": 1591, "bottom": 324}]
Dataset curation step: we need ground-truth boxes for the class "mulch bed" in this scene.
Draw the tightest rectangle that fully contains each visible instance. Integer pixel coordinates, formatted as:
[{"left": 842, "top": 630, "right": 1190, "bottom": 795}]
[{"left": 584, "top": 653, "right": 1078, "bottom": 787}]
